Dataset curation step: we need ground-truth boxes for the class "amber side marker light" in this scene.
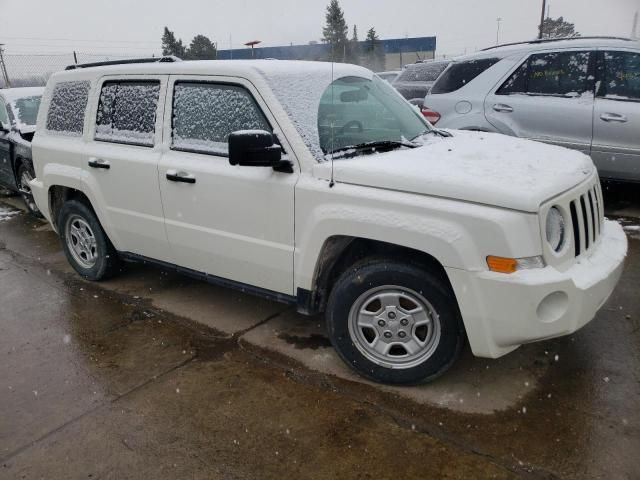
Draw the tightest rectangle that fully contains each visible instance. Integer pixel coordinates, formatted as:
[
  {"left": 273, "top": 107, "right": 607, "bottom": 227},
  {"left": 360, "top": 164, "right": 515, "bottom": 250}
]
[{"left": 487, "top": 256, "right": 518, "bottom": 274}]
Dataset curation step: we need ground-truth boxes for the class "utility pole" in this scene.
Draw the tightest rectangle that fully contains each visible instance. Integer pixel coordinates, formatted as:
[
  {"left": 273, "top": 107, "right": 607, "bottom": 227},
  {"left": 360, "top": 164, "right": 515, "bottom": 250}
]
[
  {"left": 496, "top": 17, "right": 502, "bottom": 45},
  {"left": 538, "top": 0, "right": 547, "bottom": 39},
  {"left": 632, "top": 11, "right": 638, "bottom": 40},
  {"left": 0, "top": 44, "right": 11, "bottom": 88}
]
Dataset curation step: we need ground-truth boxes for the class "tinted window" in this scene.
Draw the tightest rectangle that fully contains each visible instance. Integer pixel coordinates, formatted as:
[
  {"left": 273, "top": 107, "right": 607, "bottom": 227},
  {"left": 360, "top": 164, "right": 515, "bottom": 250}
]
[
  {"left": 0, "top": 98, "right": 8, "bottom": 126},
  {"left": 396, "top": 62, "right": 449, "bottom": 83},
  {"left": 95, "top": 81, "right": 160, "bottom": 146},
  {"left": 600, "top": 51, "right": 640, "bottom": 101},
  {"left": 430, "top": 58, "right": 500, "bottom": 94},
  {"left": 172, "top": 82, "right": 270, "bottom": 156},
  {"left": 46, "top": 81, "right": 91, "bottom": 135},
  {"left": 498, "top": 51, "right": 592, "bottom": 96}
]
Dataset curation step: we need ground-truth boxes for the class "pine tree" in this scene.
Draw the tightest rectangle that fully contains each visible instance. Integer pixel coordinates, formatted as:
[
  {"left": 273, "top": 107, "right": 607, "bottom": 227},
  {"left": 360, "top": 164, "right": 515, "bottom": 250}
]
[
  {"left": 186, "top": 35, "right": 217, "bottom": 60},
  {"left": 347, "top": 25, "right": 361, "bottom": 65},
  {"left": 539, "top": 16, "right": 580, "bottom": 39},
  {"left": 365, "top": 27, "right": 385, "bottom": 71},
  {"left": 161, "top": 27, "right": 186, "bottom": 58},
  {"left": 322, "top": 0, "right": 349, "bottom": 62}
]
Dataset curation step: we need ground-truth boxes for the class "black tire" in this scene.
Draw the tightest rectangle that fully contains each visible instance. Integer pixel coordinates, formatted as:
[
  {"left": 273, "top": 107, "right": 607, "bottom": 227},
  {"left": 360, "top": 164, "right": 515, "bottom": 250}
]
[
  {"left": 326, "top": 259, "right": 464, "bottom": 385},
  {"left": 57, "top": 199, "right": 120, "bottom": 281},
  {"left": 16, "top": 161, "right": 43, "bottom": 218}
]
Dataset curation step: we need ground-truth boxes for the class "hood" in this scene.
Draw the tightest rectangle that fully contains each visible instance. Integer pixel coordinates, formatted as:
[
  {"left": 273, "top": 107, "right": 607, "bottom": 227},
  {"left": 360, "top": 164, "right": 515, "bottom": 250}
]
[{"left": 314, "top": 131, "right": 595, "bottom": 212}]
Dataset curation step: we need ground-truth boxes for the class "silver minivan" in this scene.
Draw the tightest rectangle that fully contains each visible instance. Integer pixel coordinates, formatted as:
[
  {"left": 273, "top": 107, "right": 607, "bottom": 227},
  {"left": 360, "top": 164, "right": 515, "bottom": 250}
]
[{"left": 423, "top": 37, "right": 640, "bottom": 182}]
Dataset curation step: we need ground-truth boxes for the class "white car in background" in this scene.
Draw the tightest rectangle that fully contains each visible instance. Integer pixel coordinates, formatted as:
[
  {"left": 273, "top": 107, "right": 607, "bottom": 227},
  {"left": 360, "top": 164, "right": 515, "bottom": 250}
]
[
  {"left": 423, "top": 37, "right": 640, "bottom": 182},
  {"left": 31, "top": 58, "right": 626, "bottom": 385}
]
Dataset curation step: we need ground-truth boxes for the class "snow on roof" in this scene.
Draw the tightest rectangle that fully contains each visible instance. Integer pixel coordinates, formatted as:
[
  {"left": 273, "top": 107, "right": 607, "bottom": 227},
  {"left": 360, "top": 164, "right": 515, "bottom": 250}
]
[
  {"left": 0, "top": 87, "right": 44, "bottom": 102},
  {"left": 453, "top": 37, "right": 640, "bottom": 62}
]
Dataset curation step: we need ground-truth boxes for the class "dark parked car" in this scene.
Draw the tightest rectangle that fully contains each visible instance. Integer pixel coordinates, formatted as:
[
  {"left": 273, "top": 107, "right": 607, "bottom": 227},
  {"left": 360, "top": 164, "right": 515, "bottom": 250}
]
[
  {"left": 0, "top": 87, "right": 44, "bottom": 216},
  {"left": 393, "top": 61, "right": 450, "bottom": 106}
]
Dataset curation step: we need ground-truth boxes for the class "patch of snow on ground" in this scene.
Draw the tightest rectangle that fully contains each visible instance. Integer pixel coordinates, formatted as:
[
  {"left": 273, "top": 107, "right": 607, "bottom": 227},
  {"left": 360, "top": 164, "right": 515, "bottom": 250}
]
[
  {"left": 621, "top": 222, "right": 640, "bottom": 240},
  {"left": 0, "top": 205, "right": 21, "bottom": 222}
]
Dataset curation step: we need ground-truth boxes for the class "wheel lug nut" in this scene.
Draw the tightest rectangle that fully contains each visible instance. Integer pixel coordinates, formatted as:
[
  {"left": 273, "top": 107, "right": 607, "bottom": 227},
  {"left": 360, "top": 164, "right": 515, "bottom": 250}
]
[
  {"left": 383, "top": 331, "right": 392, "bottom": 339},
  {"left": 398, "top": 331, "right": 407, "bottom": 338},
  {"left": 400, "top": 319, "right": 409, "bottom": 326},
  {"left": 378, "top": 320, "right": 386, "bottom": 327},
  {"left": 388, "top": 312, "right": 396, "bottom": 320}
]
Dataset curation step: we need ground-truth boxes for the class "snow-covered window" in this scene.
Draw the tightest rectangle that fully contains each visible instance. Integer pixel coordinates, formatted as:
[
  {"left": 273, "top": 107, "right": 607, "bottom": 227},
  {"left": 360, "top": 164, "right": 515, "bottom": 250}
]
[
  {"left": 171, "top": 82, "right": 270, "bottom": 156},
  {"left": 46, "top": 81, "right": 91, "bottom": 135},
  {"left": 95, "top": 81, "right": 160, "bottom": 147},
  {"left": 600, "top": 51, "right": 640, "bottom": 101},
  {"left": 499, "top": 51, "right": 593, "bottom": 96}
]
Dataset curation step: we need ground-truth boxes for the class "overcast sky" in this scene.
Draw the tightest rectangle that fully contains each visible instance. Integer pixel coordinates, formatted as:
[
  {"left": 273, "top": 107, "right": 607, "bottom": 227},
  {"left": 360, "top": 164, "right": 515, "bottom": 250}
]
[{"left": 1, "top": 0, "right": 638, "bottom": 57}]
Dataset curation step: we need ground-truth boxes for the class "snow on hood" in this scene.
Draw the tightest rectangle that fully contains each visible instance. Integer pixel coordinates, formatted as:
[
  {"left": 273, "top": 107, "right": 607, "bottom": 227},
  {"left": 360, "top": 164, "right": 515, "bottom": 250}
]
[{"left": 314, "top": 130, "right": 595, "bottom": 212}]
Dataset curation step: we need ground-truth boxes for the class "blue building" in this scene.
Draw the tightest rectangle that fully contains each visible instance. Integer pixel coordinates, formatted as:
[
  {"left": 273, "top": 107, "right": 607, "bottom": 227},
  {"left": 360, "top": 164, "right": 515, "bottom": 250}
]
[{"left": 217, "top": 36, "right": 437, "bottom": 70}]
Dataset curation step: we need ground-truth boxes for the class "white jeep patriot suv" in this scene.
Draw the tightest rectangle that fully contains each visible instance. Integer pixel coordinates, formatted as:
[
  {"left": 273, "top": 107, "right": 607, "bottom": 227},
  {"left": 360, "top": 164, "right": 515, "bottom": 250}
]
[{"left": 31, "top": 58, "right": 627, "bottom": 385}]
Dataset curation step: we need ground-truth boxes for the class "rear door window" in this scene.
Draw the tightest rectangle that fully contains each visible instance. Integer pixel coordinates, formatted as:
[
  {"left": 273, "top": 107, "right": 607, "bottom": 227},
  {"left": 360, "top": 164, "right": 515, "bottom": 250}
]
[
  {"left": 599, "top": 51, "right": 640, "bottom": 101},
  {"left": 171, "top": 82, "right": 270, "bottom": 156},
  {"left": 95, "top": 80, "right": 161, "bottom": 147},
  {"left": 396, "top": 63, "right": 448, "bottom": 83},
  {"left": 46, "top": 81, "right": 91, "bottom": 135},
  {"left": 498, "top": 51, "right": 594, "bottom": 96},
  {"left": 430, "top": 58, "right": 500, "bottom": 94}
]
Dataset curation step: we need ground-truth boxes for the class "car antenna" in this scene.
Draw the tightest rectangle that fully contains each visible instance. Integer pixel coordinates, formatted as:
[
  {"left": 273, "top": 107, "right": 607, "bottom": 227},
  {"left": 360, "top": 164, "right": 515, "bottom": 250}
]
[{"left": 329, "top": 46, "right": 335, "bottom": 188}]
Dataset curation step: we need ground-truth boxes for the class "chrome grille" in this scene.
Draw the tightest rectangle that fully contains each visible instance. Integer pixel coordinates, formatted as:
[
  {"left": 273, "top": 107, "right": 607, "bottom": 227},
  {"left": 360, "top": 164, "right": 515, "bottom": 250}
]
[{"left": 568, "top": 180, "right": 604, "bottom": 258}]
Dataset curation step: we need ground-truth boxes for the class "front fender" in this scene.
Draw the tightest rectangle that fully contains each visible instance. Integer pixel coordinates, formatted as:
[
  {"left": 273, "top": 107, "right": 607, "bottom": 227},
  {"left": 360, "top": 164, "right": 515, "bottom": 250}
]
[{"left": 294, "top": 178, "right": 542, "bottom": 291}]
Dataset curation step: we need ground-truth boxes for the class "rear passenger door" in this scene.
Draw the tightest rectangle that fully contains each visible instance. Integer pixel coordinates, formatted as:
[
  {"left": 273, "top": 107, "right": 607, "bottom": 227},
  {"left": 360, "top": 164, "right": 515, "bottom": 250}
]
[
  {"left": 158, "top": 76, "right": 297, "bottom": 295},
  {"left": 84, "top": 76, "right": 171, "bottom": 262},
  {"left": 591, "top": 50, "right": 640, "bottom": 181},
  {"left": 485, "top": 49, "right": 595, "bottom": 154}
]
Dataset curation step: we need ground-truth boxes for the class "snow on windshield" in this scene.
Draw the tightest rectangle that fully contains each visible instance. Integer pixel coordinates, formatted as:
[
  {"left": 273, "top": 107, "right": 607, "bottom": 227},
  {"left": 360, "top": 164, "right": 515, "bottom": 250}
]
[
  {"left": 9, "top": 96, "right": 41, "bottom": 129},
  {"left": 258, "top": 62, "right": 374, "bottom": 161}
]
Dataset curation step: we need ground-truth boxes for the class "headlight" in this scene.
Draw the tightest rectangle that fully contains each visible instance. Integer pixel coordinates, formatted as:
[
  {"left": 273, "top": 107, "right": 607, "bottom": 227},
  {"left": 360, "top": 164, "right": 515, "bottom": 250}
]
[{"left": 546, "top": 207, "right": 566, "bottom": 253}]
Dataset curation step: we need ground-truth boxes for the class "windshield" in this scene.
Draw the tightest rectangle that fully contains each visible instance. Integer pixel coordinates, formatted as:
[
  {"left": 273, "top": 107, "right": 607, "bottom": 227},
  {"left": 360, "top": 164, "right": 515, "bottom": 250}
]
[
  {"left": 10, "top": 96, "right": 42, "bottom": 127},
  {"left": 318, "top": 75, "right": 430, "bottom": 155}
]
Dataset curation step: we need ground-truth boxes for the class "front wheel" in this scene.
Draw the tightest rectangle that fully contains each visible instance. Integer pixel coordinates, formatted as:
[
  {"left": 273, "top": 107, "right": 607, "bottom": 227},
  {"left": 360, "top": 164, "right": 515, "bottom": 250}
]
[
  {"left": 57, "top": 200, "right": 120, "bottom": 281},
  {"left": 326, "top": 259, "right": 464, "bottom": 385}
]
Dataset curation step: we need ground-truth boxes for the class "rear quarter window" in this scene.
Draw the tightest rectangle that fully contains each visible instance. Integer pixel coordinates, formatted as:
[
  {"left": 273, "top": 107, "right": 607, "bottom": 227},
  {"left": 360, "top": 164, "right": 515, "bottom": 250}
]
[
  {"left": 430, "top": 58, "right": 500, "bottom": 94},
  {"left": 46, "top": 81, "right": 91, "bottom": 136}
]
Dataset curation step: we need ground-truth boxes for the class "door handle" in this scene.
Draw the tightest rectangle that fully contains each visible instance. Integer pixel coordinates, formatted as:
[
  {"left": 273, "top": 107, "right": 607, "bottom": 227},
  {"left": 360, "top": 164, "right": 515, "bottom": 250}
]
[
  {"left": 88, "top": 158, "right": 110, "bottom": 169},
  {"left": 166, "top": 170, "right": 196, "bottom": 184},
  {"left": 493, "top": 104, "right": 513, "bottom": 113},
  {"left": 600, "top": 113, "right": 627, "bottom": 123}
]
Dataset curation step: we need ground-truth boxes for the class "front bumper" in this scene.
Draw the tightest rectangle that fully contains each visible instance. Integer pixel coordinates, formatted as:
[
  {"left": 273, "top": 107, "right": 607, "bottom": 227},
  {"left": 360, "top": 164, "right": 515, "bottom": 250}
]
[{"left": 446, "top": 220, "right": 628, "bottom": 358}]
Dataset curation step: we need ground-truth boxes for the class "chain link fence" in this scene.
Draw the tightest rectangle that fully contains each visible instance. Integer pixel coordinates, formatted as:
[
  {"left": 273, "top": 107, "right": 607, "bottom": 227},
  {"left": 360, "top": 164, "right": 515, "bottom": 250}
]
[{"left": 0, "top": 52, "right": 160, "bottom": 88}]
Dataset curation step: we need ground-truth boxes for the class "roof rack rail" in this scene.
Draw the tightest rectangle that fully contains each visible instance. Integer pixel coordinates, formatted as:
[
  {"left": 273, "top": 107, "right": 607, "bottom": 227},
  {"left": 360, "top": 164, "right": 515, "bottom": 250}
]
[
  {"left": 481, "top": 36, "right": 633, "bottom": 51},
  {"left": 65, "top": 56, "right": 181, "bottom": 70}
]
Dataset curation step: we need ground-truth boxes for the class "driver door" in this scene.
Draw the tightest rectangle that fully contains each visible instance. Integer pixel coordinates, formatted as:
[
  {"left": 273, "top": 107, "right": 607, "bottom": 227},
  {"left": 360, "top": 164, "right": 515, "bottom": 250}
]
[{"left": 158, "top": 76, "right": 298, "bottom": 295}]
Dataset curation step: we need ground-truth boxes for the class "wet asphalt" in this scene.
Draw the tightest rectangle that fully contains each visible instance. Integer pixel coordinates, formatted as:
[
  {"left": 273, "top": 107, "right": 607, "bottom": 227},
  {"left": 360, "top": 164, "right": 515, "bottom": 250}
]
[{"left": 0, "top": 191, "right": 639, "bottom": 479}]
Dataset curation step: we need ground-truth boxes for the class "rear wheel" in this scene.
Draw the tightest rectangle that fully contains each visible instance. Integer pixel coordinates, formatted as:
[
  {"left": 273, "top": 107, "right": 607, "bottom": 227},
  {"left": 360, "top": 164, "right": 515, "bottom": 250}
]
[
  {"left": 16, "top": 162, "right": 42, "bottom": 217},
  {"left": 326, "top": 259, "right": 464, "bottom": 385},
  {"left": 57, "top": 200, "right": 120, "bottom": 280}
]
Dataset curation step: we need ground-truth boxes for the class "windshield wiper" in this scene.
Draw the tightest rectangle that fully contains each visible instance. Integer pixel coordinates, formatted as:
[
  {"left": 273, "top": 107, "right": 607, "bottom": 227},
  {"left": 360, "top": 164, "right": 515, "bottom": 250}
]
[
  {"left": 413, "top": 128, "right": 452, "bottom": 140},
  {"left": 329, "top": 140, "right": 418, "bottom": 159}
]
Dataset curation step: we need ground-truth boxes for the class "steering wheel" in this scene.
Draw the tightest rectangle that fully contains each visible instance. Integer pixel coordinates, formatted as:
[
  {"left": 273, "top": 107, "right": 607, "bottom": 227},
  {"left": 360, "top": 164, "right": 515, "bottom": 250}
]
[{"left": 339, "top": 120, "right": 364, "bottom": 135}]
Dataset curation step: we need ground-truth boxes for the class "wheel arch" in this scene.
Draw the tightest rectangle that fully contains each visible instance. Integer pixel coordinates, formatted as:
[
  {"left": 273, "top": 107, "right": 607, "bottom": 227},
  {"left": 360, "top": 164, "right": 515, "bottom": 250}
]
[
  {"left": 48, "top": 185, "right": 94, "bottom": 232},
  {"left": 298, "top": 235, "right": 456, "bottom": 316}
]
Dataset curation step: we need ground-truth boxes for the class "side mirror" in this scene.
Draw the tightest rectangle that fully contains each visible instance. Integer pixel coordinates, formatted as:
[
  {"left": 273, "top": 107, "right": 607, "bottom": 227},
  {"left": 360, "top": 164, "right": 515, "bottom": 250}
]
[{"left": 228, "top": 130, "right": 292, "bottom": 172}]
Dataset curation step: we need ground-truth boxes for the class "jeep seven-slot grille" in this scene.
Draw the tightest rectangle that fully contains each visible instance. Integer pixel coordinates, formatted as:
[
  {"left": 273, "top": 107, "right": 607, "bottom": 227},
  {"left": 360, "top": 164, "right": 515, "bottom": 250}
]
[{"left": 568, "top": 181, "right": 604, "bottom": 257}]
